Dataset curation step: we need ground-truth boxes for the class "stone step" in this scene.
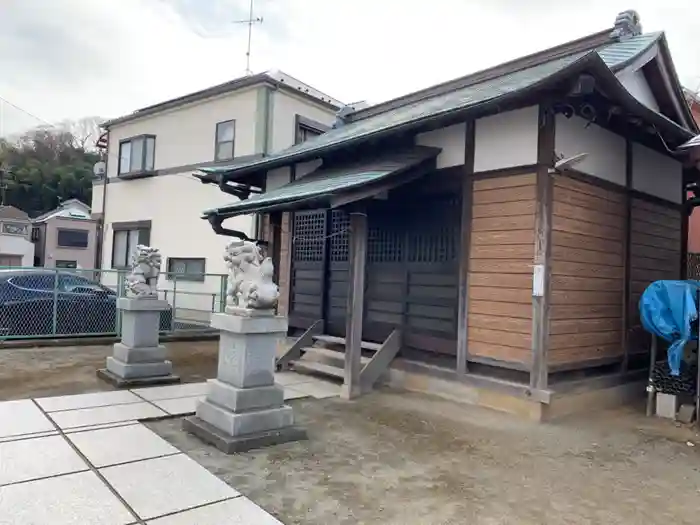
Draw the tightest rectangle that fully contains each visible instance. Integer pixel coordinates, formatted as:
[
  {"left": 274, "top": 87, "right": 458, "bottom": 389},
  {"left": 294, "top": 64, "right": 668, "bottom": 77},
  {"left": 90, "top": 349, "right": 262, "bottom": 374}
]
[
  {"left": 293, "top": 360, "right": 345, "bottom": 380},
  {"left": 312, "top": 334, "right": 382, "bottom": 351},
  {"left": 303, "top": 346, "right": 371, "bottom": 365}
]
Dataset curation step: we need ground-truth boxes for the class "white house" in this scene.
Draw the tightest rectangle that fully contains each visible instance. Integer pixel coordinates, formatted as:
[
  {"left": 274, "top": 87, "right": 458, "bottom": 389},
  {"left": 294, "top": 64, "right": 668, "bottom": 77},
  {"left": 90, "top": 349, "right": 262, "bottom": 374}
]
[
  {"left": 0, "top": 205, "right": 34, "bottom": 267},
  {"left": 92, "top": 70, "right": 342, "bottom": 321}
]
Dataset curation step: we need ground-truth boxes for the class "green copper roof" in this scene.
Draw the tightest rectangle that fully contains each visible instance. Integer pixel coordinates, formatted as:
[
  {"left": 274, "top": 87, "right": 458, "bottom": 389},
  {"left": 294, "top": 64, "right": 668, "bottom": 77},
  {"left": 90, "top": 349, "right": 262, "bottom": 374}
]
[
  {"left": 199, "top": 32, "right": 662, "bottom": 181},
  {"left": 202, "top": 147, "right": 440, "bottom": 219}
]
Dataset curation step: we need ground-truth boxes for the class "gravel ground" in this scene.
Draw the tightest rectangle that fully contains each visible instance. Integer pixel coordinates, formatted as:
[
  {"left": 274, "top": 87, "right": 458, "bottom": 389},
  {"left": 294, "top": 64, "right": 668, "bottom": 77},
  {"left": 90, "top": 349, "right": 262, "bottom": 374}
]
[
  {"left": 3, "top": 342, "right": 700, "bottom": 525},
  {"left": 149, "top": 391, "right": 700, "bottom": 525},
  {"left": 0, "top": 340, "right": 218, "bottom": 400}
]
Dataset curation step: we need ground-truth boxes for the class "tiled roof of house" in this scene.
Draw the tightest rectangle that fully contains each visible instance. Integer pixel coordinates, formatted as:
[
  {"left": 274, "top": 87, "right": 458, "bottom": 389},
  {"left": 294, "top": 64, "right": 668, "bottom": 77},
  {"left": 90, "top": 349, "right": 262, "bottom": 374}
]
[{"left": 199, "top": 32, "right": 666, "bottom": 182}]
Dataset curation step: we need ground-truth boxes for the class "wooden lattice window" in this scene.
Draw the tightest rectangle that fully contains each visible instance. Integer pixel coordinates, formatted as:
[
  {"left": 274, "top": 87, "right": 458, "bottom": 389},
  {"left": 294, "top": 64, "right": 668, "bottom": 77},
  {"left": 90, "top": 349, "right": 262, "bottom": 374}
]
[
  {"left": 368, "top": 214, "right": 403, "bottom": 263},
  {"left": 407, "top": 195, "right": 459, "bottom": 263},
  {"left": 292, "top": 211, "right": 325, "bottom": 262},
  {"left": 330, "top": 210, "right": 350, "bottom": 262}
]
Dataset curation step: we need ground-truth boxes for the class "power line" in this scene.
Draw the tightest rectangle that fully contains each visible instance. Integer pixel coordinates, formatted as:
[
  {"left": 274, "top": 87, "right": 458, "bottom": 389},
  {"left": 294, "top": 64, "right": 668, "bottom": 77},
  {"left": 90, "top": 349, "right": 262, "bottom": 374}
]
[{"left": 0, "top": 95, "right": 55, "bottom": 128}]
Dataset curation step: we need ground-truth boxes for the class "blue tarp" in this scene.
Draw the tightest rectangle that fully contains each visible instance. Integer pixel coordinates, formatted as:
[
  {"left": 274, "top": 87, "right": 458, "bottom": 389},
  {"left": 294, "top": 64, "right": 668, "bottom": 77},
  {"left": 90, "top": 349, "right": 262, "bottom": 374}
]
[{"left": 639, "top": 280, "right": 700, "bottom": 376}]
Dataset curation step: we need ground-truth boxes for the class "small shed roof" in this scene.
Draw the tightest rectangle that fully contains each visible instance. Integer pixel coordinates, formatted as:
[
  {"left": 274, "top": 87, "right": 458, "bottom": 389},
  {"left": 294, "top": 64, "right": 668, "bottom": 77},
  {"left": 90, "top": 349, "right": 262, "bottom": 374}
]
[{"left": 203, "top": 147, "right": 441, "bottom": 220}]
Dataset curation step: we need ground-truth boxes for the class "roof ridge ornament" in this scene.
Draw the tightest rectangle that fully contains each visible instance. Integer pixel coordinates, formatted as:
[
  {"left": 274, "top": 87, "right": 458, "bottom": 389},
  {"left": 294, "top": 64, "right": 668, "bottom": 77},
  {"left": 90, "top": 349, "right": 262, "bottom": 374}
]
[{"left": 610, "top": 10, "right": 643, "bottom": 41}]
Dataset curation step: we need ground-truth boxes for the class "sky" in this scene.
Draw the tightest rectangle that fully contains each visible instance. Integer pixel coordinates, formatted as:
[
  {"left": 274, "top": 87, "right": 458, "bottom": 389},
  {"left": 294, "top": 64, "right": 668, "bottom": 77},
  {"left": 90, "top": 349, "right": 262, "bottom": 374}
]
[{"left": 1, "top": 0, "right": 699, "bottom": 136}]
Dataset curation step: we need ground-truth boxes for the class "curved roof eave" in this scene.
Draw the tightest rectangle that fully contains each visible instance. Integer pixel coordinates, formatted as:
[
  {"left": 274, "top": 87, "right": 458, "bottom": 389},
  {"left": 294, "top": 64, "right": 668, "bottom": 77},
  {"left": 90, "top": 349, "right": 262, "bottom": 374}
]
[{"left": 585, "top": 55, "right": 695, "bottom": 145}]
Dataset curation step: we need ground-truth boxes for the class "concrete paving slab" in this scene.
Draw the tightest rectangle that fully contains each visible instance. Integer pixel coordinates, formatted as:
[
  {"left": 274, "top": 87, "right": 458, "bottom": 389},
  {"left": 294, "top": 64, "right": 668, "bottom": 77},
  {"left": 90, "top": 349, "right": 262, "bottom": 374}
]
[
  {"left": 68, "top": 423, "right": 180, "bottom": 468},
  {"left": 50, "top": 402, "right": 167, "bottom": 430},
  {"left": 0, "top": 430, "right": 57, "bottom": 444},
  {"left": 0, "top": 471, "right": 134, "bottom": 525},
  {"left": 35, "top": 390, "right": 143, "bottom": 413},
  {"left": 151, "top": 396, "right": 203, "bottom": 416},
  {"left": 283, "top": 387, "right": 310, "bottom": 401},
  {"left": 147, "top": 497, "right": 282, "bottom": 524},
  {"left": 274, "top": 371, "right": 314, "bottom": 386},
  {"left": 64, "top": 421, "right": 138, "bottom": 434},
  {"left": 0, "top": 434, "right": 87, "bottom": 486},
  {"left": 100, "top": 453, "right": 239, "bottom": 520},
  {"left": 0, "top": 399, "right": 54, "bottom": 439},
  {"left": 291, "top": 380, "right": 341, "bottom": 399},
  {"left": 132, "top": 382, "right": 209, "bottom": 401}
]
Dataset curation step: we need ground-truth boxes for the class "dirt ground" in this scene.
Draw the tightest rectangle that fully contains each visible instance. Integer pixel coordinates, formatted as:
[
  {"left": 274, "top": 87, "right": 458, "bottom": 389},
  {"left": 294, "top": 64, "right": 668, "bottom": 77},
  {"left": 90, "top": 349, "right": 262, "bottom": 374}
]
[
  {"left": 0, "top": 340, "right": 218, "bottom": 400},
  {"left": 149, "top": 393, "right": 700, "bottom": 525},
  {"left": 4, "top": 343, "right": 700, "bottom": 524}
]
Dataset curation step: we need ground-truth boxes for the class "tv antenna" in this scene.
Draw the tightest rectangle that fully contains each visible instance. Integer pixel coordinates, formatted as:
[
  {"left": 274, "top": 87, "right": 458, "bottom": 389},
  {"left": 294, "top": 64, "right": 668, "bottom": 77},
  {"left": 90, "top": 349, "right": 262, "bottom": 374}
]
[{"left": 232, "top": 0, "right": 263, "bottom": 75}]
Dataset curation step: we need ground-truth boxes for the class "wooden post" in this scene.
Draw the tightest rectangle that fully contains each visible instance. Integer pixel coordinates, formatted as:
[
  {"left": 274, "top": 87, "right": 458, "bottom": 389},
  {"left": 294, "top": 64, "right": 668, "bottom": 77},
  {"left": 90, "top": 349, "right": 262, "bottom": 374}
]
[
  {"left": 456, "top": 121, "right": 475, "bottom": 375},
  {"left": 621, "top": 140, "right": 633, "bottom": 372},
  {"left": 320, "top": 210, "right": 333, "bottom": 332},
  {"left": 530, "top": 104, "right": 554, "bottom": 390},
  {"left": 342, "top": 210, "right": 368, "bottom": 400},
  {"left": 270, "top": 212, "right": 282, "bottom": 286}
]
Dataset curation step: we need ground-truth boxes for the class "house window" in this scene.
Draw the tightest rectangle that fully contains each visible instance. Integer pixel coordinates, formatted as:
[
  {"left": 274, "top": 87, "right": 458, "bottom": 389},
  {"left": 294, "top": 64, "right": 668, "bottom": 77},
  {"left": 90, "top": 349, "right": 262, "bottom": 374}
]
[
  {"left": 296, "top": 125, "right": 322, "bottom": 144},
  {"left": 167, "top": 258, "right": 206, "bottom": 282},
  {"left": 56, "top": 260, "right": 77, "bottom": 269},
  {"left": 57, "top": 229, "right": 89, "bottom": 248},
  {"left": 1, "top": 222, "right": 28, "bottom": 236},
  {"left": 119, "top": 135, "right": 156, "bottom": 175},
  {"left": 215, "top": 120, "right": 235, "bottom": 161},
  {"left": 111, "top": 226, "right": 150, "bottom": 269}
]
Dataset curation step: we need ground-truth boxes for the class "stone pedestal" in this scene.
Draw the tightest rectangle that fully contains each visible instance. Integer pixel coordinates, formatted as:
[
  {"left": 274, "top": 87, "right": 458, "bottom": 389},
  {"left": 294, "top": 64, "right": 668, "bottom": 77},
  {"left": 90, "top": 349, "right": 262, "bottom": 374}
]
[
  {"left": 97, "top": 297, "right": 180, "bottom": 388},
  {"left": 183, "top": 308, "right": 306, "bottom": 453}
]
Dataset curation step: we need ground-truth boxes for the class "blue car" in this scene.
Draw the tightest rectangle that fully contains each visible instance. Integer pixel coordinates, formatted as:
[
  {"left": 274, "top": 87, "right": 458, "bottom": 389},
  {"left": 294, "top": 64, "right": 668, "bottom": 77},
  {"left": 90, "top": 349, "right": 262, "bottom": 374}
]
[{"left": 0, "top": 269, "right": 173, "bottom": 337}]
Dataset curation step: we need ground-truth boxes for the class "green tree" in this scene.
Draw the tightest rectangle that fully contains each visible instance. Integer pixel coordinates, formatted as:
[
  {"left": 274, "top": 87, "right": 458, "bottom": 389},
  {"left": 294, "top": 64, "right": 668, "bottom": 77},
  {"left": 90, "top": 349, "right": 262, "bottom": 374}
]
[{"left": 0, "top": 128, "right": 99, "bottom": 217}]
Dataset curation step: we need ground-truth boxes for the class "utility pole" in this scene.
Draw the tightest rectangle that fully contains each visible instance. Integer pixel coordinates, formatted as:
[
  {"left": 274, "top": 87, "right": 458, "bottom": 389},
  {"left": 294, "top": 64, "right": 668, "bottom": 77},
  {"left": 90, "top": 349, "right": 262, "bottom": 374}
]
[{"left": 0, "top": 164, "right": 8, "bottom": 206}]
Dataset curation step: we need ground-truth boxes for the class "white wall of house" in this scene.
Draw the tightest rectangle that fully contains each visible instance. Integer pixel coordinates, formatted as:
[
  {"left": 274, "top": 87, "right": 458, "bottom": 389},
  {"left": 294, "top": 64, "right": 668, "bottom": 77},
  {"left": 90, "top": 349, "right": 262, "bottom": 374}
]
[
  {"left": 632, "top": 142, "right": 683, "bottom": 204},
  {"left": 555, "top": 115, "right": 627, "bottom": 186},
  {"left": 617, "top": 69, "right": 660, "bottom": 112},
  {"left": 103, "top": 88, "right": 260, "bottom": 177},
  {"left": 474, "top": 106, "right": 539, "bottom": 172},
  {"left": 415, "top": 123, "right": 467, "bottom": 169},
  {"left": 94, "top": 81, "right": 339, "bottom": 320},
  {"left": 0, "top": 232, "right": 34, "bottom": 266},
  {"left": 555, "top": 114, "right": 682, "bottom": 203},
  {"left": 270, "top": 90, "right": 338, "bottom": 152}
]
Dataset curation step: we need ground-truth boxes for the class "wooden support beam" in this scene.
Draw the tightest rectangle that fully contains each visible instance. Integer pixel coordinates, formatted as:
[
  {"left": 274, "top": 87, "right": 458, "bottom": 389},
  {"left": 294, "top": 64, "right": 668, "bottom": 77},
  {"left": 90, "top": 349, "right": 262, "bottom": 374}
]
[
  {"left": 621, "top": 140, "right": 633, "bottom": 372},
  {"left": 456, "top": 120, "right": 475, "bottom": 375},
  {"left": 530, "top": 104, "right": 554, "bottom": 391},
  {"left": 320, "top": 210, "right": 332, "bottom": 332},
  {"left": 359, "top": 328, "right": 402, "bottom": 393},
  {"left": 342, "top": 210, "right": 368, "bottom": 400},
  {"left": 276, "top": 319, "right": 322, "bottom": 370}
]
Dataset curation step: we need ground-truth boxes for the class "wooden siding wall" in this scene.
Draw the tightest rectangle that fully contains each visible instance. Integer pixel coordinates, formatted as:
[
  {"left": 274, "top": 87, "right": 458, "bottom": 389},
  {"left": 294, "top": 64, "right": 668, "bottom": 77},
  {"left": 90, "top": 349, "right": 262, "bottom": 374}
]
[
  {"left": 549, "top": 175, "right": 625, "bottom": 368},
  {"left": 628, "top": 198, "right": 682, "bottom": 353},
  {"left": 467, "top": 173, "right": 536, "bottom": 366}
]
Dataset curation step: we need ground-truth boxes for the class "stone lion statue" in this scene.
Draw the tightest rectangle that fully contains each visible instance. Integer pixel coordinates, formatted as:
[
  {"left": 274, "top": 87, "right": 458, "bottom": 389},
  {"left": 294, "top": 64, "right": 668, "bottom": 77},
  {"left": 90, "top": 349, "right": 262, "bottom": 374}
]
[
  {"left": 125, "top": 245, "right": 162, "bottom": 298},
  {"left": 224, "top": 240, "right": 279, "bottom": 310}
]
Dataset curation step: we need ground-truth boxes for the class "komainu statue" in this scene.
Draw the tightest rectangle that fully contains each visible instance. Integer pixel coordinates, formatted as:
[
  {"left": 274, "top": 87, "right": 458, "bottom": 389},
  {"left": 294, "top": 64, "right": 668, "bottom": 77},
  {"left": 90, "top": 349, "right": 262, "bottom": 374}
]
[
  {"left": 125, "top": 245, "right": 162, "bottom": 298},
  {"left": 224, "top": 240, "right": 279, "bottom": 310}
]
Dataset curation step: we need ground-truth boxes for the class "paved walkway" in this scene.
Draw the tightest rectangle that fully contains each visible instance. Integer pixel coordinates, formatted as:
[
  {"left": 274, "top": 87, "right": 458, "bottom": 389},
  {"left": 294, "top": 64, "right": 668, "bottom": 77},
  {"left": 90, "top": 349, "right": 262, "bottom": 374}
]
[{"left": 0, "top": 372, "right": 341, "bottom": 524}]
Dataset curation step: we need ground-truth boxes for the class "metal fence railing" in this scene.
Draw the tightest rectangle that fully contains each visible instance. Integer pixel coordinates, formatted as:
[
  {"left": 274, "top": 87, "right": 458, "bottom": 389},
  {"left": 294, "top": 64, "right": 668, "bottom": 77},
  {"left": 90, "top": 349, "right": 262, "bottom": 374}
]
[{"left": 0, "top": 266, "right": 227, "bottom": 340}]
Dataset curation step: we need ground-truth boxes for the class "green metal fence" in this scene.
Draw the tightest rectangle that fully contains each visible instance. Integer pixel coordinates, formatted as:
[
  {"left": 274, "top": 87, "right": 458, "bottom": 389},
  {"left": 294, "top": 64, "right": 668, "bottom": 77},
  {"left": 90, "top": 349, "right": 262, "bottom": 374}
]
[{"left": 0, "top": 266, "right": 227, "bottom": 340}]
